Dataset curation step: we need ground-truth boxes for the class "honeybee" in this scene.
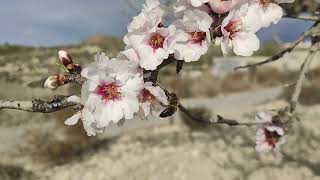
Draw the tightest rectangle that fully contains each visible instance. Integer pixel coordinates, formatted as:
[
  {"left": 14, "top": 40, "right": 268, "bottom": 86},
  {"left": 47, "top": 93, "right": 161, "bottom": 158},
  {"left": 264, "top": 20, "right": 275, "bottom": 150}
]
[{"left": 159, "top": 90, "right": 179, "bottom": 118}]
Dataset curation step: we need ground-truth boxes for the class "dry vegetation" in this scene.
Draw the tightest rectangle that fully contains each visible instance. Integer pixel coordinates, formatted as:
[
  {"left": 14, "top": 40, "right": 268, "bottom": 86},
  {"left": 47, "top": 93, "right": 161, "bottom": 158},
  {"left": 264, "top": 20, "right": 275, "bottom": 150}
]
[{"left": 160, "top": 66, "right": 296, "bottom": 98}]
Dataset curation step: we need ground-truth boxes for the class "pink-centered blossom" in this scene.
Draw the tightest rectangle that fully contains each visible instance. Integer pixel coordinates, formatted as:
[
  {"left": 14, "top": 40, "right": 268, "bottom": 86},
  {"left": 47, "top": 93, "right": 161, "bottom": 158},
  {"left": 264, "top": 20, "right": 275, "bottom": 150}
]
[
  {"left": 80, "top": 53, "right": 144, "bottom": 128},
  {"left": 255, "top": 111, "right": 286, "bottom": 152},
  {"left": 137, "top": 82, "right": 168, "bottom": 118},
  {"left": 248, "top": 0, "right": 295, "bottom": 28},
  {"left": 171, "top": 9, "right": 213, "bottom": 62},
  {"left": 124, "top": 0, "right": 176, "bottom": 70},
  {"left": 218, "top": 3, "right": 261, "bottom": 56},
  {"left": 125, "top": 23, "right": 176, "bottom": 70}
]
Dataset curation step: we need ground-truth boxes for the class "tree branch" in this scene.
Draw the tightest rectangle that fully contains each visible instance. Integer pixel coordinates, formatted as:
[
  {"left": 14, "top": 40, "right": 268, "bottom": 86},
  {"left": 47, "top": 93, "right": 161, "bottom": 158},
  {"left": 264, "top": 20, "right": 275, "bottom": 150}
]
[
  {"left": 143, "top": 55, "right": 176, "bottom": 84},
  {"left": 289, "top": 41, "right": 319, "bottom": 112},
  {"left": 234, "top": 22, "right": 317, "bottom": 71},
  {"left": 63, "top": 73, "right": 86, "bottom": 85},
  {"left": 0, "top": 96, "right": 77, "bottom": 113},
  {"left": 178, "top": 104, "right": 264, "bottom": 127}
]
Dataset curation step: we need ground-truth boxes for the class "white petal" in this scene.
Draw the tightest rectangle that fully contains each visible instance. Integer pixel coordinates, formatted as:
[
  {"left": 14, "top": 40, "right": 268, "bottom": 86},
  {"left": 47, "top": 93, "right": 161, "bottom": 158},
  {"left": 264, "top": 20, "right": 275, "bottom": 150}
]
[
  {"left": 256, "top": 142, "right": 272, "bottom": 152},
  {"left": 67, "top": 95, "right": 82, "bottom": 104},
  {"left": 232, "top": 32, "right": 259, "bottom": 56},
  {"left": 121, "top": 95, "right": 140, "bottom": 120},
  {"left": 65, "top": 112, "right": 81, "bottom": 126},
  {"left": 146, "top": 85, "right": 168, "bottom": 105},
  {"left": 265, "top": 126, "right": 285, "bottom": 136},
  {"left": 259, "top": 3, "right": 283, "bottom": 28},
  {"left": 141, "top": 101, "right": 151, "bottom": 117}
]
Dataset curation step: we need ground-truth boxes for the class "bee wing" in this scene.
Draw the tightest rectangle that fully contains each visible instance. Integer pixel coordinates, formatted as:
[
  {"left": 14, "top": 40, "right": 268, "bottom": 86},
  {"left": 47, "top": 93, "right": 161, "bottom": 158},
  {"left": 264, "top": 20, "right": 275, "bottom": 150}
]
[{"left": 160, "top": 106, "right": 177, "bottom": 118}]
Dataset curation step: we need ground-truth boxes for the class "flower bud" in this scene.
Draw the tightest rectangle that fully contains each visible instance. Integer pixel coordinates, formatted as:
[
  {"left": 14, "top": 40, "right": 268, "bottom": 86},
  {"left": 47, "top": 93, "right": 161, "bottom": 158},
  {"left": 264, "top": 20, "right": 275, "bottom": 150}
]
[
  {"left": 58, "top": 50, "right": 73, "bottom": 67},
  {"left": 44, "top": 75, "right": 59, "bottom": 89},
  {"left": 44, "top": 75, "right": 67, "bottom": 89},
  {"left": 58, "top": 50, "right": 81, "bottom": 74}
]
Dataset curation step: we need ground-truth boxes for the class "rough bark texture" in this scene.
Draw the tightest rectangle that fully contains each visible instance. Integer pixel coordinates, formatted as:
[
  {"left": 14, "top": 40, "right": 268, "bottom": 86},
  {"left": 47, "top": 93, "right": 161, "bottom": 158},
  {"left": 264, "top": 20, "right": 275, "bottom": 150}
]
[{"left": 0, "top": 96, "right": 76, "bottom": 113}]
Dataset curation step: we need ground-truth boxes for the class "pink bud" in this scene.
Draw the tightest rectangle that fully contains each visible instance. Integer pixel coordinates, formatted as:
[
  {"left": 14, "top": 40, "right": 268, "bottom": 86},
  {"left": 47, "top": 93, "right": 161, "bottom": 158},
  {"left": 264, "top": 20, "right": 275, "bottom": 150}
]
[{"left": 58, "top": 50, "right": 73, "bottom": 67}]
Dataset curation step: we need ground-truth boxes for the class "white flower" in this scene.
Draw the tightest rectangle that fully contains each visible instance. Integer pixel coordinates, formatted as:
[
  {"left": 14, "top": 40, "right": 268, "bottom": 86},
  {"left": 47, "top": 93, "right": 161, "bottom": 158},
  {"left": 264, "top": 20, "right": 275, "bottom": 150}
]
[
  {"left": 137, "top": 82, "right": 168, "bottom": 118},
  {"left": 126, "top": 0, "right": 165, "bottom": 37},
  {"left": 248, "top": 0, "right": 295, "bottom": 28},
  {"left": 124, "top": 0, "right": 175, "bottom": 70},
  {"left": 173, "top": 0, "right": 212, "bottom": 18},
  {"left": 125, "top": 24, "right": 176, "bottom": 70},
  {"left": 171, "top": 9, "right": 213, "bottom": 62},
  {"left": 219, "top": 3, "right": 261, "bottom": 56},
  {"left": 255, "top": 111, "right": 286, "bottom": 152},
  {"left": 81, "top": 53, "right": 144, "bottom": 128},
  {"left": 117, "top": 48, "right": 140, "bottom": 63},
  {"left": 209, "top": 0, "right": 245, "bottom": 14},
  {"left": 65, "top": 96, "right": 104, "bottom": 136},
  {"left": 173, "top": 0, "right": 192, "bottom": 18}
]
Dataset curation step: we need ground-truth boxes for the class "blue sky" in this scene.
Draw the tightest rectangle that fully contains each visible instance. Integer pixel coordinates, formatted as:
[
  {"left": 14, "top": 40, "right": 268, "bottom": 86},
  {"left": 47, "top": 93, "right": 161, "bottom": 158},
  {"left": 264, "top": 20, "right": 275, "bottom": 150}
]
[{"left": 0, "top": 0, "right": 314, "bottom": 46}]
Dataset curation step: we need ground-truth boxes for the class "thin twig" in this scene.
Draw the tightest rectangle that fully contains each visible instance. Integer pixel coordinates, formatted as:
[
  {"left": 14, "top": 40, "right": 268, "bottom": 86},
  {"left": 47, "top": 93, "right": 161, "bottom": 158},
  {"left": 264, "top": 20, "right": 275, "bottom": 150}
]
[
  {"left": 178, "top": 104, "right": 264, "bottom": 127},
  {"left": 289, "top": 42, "right": 319, "bottom": 112},
  {"left": 143, "top": 56, "right": 176, "bottom": 84},
  {"left": 64, "top": 73, "right": 86, "bottom": 85},
  {"left": 234, "top": 23, "right": 317, "bottom": 71}
]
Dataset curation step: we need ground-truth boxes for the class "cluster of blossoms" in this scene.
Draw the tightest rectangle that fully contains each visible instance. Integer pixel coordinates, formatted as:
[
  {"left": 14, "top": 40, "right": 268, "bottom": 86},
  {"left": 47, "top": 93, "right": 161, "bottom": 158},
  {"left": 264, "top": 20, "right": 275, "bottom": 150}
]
[
  {"left": 45, "top": 0, "right": 295, "bottom": 152},
  {"left": 63, "top": 51, "right": 168, "bottom": 136}
]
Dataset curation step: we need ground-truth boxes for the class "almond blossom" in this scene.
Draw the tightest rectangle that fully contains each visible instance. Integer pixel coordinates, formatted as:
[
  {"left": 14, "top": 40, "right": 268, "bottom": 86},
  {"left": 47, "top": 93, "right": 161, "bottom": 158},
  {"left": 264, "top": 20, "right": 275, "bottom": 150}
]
[
  {"left": 255, "top": 111, "right": 286, "bottom": 152},
  {"left": 137, "top": 82, "right": 168, "bottom": 118},
  {"left": 126, "top": 0, "right": 165, "bottom": 34},
  {"left": 218, "top": 3, "right": 261, "bottom": 56},
  {"left": 125, "top": 23, "right": 176, "bottom": 70},
  {"left": 124, "top": 0, "right": 176, "bottom": 70},
  {"left": 80, "top": 52, "right": 144, "bottom": 128},
  {"left": 248, "top": 0, "right": 295, "bottom": 28},
  {"left": 171, "top": 9, "right": 213, "bottom": 62}
]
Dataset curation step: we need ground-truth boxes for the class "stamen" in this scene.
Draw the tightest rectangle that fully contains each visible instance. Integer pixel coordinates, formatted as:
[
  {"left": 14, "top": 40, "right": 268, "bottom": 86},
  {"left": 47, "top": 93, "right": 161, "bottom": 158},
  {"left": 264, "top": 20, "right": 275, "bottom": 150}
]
[
  {"left": 149, "top": 33, "right": 165, "bottom": 50},
  {"left": 141, "top": 89, "right": 156, "bottom": 102},
  {"left": 264, "top": 128, "right": 282, "bottom": 148},
  {"left": 224, "top": 19, "right": 242, "bottom": 40},
  {"left": 188, "top": 31, "right": 207, "bottom": 45},
  {"left": 259, "top": 0, "right": 272, "bottom": 7},
  {"left": 96, "top": 82, "right": 121, "bottom": 103}
]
